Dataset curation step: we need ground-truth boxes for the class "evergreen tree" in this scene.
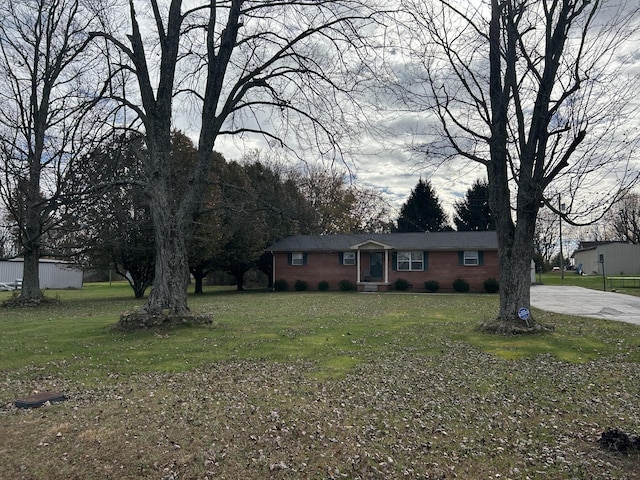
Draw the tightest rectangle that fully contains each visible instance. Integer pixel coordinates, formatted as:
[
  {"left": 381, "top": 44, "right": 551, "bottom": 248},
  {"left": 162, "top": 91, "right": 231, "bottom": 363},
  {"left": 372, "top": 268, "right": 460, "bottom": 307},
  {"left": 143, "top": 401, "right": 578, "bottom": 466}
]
[
  {"left": 395, "top": 178, "right": 451, "bottom": 232},
  {"left": 453, "top": 179, "right": 495, "bottom": 231},
  {"left": 79, "top": 133, "right": 156, "bottom": 299},
  {"left": 211, "top": 161, "right": 266, "bottom": 291}
]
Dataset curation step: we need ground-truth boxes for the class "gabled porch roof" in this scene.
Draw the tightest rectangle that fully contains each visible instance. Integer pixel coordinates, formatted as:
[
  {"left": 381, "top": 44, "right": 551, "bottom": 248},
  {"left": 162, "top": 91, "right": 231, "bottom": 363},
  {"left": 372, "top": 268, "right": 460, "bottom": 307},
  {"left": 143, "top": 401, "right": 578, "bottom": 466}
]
[{"left": 349, "top": 240, "right": 394, "bottom": 250}]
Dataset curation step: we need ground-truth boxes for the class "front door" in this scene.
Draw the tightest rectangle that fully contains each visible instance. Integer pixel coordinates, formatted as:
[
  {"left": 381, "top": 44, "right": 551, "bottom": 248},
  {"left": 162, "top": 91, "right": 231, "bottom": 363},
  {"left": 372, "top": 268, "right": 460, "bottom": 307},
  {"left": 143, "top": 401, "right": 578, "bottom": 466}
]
[{"left": 370, "top": 252, "right": 383, "bottom": 279}]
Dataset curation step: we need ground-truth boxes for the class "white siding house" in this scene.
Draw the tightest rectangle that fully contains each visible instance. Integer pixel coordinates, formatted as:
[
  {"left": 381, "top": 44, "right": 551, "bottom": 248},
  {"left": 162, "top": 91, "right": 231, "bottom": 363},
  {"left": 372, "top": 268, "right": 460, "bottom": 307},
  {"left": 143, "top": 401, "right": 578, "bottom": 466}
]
[
  {"left": 0, "top": 259, "right": 83, "bottom": 289},
  {"left": 572, "top": 242, "right": 640, "bottom": 276}
]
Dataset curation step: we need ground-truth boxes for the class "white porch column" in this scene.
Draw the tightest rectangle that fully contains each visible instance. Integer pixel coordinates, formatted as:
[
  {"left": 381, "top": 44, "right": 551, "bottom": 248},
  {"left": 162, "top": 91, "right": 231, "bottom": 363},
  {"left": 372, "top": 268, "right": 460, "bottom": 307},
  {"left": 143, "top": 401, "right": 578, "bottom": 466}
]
[
  {"left": 384, "top": 250, "right": 389, "bottom": 284},
  {"left": 356, "top": 249, "right": 361, "bottom": 283}
]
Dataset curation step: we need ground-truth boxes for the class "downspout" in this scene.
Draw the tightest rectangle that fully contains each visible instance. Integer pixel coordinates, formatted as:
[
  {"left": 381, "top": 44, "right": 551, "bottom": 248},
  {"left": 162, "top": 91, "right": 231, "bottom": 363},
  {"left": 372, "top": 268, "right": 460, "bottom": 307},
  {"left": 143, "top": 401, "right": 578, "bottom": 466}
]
[{"left": 271, "top": 251, "right": 275, "bottom": 291}]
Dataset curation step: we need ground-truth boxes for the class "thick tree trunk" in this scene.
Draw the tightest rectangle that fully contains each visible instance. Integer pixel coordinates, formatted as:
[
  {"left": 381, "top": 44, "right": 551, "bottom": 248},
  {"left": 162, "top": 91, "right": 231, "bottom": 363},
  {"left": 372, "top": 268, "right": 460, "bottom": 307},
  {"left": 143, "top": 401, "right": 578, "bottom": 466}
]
[
  {"left": 143, "top": 217, "right": 190, "bottom": 315},
  {"left": 20, "top": 246, "right": 41, "bottom": 300},
  {"left": 137, "top": 136, "right": 192, "bottom": 315},
  {"left": 486, "top": 151, "right": 544, "bottom": 331},
  {"left": 495, "top": 226, "right": 535, "bottom": 323},
  {"left": 20, "top": 172, "right": 43, "bottom": 301},
  {"left": 486, "top": 148, "right": 541, "bottom": 327}
]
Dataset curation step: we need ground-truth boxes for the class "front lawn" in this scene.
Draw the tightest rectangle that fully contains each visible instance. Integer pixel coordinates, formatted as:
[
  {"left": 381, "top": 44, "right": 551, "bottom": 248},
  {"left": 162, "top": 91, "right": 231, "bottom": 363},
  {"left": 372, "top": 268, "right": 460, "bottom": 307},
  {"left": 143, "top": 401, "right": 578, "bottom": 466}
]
[
  {"left": 539, "top": 271, "right": 639, "bottom": 295},
  {"left": 1, "top": 284, "right": 639, "bottom": 479}
]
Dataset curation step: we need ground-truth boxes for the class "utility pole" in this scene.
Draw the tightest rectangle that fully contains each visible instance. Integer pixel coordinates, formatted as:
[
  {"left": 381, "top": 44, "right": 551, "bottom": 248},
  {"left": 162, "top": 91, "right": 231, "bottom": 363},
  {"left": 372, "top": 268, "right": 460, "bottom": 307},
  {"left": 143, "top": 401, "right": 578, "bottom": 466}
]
[{"left": 558, "top": 193, "right": 564, "bottom": 280}]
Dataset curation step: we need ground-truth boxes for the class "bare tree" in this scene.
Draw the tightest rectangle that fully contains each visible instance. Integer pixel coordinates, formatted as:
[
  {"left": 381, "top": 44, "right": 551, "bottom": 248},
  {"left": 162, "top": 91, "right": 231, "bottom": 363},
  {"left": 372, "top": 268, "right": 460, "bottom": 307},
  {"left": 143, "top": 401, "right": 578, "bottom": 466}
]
[
  {"left": 294, "top": 166, "right": 393, "bottom": 234},
  {"left": 398, "top": 0, "right": 640, "bottom": 330},
  {"left": 0, "top": 0, "right": 108, "bottom": 303},
  {"left": 534, "top": 208, "right": 559, "bottom": 266},
  {"left": 609, "top": 192, "right": 640, "bottom": 244},
  {"left": 0, "top": 220, "right": 16, "bottom": 259},
  {"left": 94, "top": 0, "right": 383, "bottom": 322}
]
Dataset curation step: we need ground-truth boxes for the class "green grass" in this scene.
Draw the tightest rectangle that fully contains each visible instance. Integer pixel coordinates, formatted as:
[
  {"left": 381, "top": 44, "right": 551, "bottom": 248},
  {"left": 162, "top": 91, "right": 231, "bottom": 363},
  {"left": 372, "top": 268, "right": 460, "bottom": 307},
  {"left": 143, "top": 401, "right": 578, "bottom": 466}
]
[
  {"left": 1, "top": 283, "right": 639, "bottom": 479},
  {"left": 1, "top": 282, "right": 637, "bottom": 382},
  {"left": 538, "top": 271, "right": 633, "bottom": 293}
]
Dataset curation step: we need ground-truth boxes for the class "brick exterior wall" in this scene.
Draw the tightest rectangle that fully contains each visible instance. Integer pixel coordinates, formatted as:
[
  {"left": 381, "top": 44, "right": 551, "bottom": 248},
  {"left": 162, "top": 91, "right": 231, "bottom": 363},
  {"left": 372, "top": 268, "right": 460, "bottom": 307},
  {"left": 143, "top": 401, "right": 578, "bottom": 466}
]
[
  {"left": 273, "top": 250, "right": 499, "bottom": 292},
  {"left": 273, "top": 252, "right": 358, "bottom": 291}
]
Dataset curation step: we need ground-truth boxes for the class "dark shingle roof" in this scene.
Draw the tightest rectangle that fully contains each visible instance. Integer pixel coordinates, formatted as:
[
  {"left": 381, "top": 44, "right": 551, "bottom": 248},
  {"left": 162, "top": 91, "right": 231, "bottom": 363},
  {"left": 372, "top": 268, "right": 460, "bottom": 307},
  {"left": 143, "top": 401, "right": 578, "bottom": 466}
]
[{"left": 267, "top": 231, "right": 498, "bottom": 252}]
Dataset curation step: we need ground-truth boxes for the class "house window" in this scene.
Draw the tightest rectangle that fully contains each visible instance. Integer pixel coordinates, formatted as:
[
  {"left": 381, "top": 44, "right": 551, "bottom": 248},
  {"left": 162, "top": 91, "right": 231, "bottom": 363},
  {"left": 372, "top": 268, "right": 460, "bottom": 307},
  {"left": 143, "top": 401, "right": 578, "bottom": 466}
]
[
  {"left": 343, "top": 252, "right": 356, "bottom": 265},
  {"left": 464, "top": 251, "right": 479, "bottom": 266},
  {"left": 397, "top": 251, "right": 424, "bottom": 271},
  {"left": 291, "top": 252, "right": 304, "bottom": 265}
]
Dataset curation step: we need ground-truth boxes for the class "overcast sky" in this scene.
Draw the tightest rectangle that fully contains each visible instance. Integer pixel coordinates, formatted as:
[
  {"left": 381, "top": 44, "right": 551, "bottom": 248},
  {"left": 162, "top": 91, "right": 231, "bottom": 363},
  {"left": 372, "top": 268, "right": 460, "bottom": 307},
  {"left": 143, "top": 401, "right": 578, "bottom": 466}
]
[{"left": 179, "top": 1, "right": 640, "bottom": 225}]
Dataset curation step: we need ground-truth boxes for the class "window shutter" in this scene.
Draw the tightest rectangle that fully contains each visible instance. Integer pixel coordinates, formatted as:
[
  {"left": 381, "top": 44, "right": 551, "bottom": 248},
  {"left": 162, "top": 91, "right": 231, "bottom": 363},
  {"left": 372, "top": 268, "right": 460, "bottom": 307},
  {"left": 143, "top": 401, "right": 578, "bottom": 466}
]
[
  {"left": 479, "top": 251, "right": 484, "bottom": 266},
  {"left": 392, "top": 252, "right": 397, "bottom": 271},
  {"left": 287, "top": 253, "right": 292, "bottom": 265},
  {"left": 458, "top": 251, "right": 464, "bottom": 265},
  {"left": 303, "top": 253, "right": 308, "bottom": 265},
  {"left": 423, "top": 252, "right": 429, "bottom": 271},
  {"left": 339, "top": 252, "right": 343, "bottom": 264}
]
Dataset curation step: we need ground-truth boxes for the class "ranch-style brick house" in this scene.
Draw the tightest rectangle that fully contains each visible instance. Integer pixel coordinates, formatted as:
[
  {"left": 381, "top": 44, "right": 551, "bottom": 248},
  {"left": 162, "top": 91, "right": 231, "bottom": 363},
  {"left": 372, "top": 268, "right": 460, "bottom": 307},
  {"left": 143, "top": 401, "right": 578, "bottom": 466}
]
[{"left": 267, "top": 231, "right": 499, "bottom": 292}]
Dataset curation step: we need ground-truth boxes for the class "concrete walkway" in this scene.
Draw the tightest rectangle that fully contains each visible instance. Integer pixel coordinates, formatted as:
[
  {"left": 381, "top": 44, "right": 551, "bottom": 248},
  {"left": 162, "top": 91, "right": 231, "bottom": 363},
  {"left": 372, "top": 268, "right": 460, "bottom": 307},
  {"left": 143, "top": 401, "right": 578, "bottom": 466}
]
[{"left": 530, "top": 285, "right": 640, "bottom": 326}]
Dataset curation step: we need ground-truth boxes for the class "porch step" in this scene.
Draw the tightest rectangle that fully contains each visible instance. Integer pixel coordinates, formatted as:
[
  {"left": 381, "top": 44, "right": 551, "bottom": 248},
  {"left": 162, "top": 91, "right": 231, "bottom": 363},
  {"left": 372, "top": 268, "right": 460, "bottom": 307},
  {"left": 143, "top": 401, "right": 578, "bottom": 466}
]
[{"left": 362, "top": 284, "right": 379, "bottom": 292}]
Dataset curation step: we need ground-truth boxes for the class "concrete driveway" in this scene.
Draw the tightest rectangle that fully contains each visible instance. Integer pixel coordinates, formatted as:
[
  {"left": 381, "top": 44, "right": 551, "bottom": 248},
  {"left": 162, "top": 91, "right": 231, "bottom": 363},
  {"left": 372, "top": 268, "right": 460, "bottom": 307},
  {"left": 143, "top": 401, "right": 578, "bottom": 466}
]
[{"left": 530, "top": 285, "right": 640, "bottom": 326}]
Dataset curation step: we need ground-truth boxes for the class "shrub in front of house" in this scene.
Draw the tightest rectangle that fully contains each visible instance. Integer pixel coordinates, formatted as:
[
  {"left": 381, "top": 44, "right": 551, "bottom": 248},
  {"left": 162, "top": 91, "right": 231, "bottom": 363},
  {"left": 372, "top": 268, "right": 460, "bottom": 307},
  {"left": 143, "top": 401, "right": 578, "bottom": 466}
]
[
  {"left": 339, "top": 279, "right": 355, "bottom": 291},
  {"left": 294, "top": 280, "right": 308, "bottom": 291},
  {"left": 484, "top": 277, "right": 499, "bottom": 293},
  {"left": 318, "top": 280, "right": 329, "bottom": 291},
  {"left": 453, "top": 278, "right": 470, "bottom": 293},
  {"left": 274, "top": 279, "right": 288, "bottom": 291},
  {"left": 394, "top": 278, "right": 410, "bottom": 291},
  {"left": 424, "top": 280, "right": 440, "bottom": 292}
]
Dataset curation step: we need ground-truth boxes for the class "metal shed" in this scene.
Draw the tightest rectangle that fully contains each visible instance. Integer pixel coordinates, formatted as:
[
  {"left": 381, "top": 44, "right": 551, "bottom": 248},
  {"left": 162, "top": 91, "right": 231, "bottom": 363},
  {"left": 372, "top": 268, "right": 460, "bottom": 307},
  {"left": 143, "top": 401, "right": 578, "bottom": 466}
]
[
  {"left": 572, "top": 242, "right": 640, "bottom": 276},
  {"left": 0, "top": 259, "right": 83, "bottom": 289}
]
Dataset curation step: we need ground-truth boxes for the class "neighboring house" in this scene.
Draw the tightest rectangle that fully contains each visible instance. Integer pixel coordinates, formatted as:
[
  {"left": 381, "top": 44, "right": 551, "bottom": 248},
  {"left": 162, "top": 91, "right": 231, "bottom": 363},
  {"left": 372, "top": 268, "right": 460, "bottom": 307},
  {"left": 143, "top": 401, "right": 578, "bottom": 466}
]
[
  {"left": 267, "top": 231, "right": 499, "bottom": 292},
  {"left": 0, "top": 259, "right": 83, "bottom": 289},
  {"left": 572, "top": 241, "right": 640, "bottom": 276}
]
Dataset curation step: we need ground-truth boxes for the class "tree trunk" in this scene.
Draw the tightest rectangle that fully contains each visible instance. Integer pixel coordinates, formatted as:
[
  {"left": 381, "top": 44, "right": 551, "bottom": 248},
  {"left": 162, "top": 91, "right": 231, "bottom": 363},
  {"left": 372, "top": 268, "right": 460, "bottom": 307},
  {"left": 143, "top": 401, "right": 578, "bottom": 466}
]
[
  {"left": 143, "top": 218, "right": 190, "bottom": 315},
  {"left": 141, "top": 163, "right": 191, "bottom": 314},
  {"left": 20, "top": 246, "right": 41, "bottom": 300},
  {"left": 486, "top": 146, "right": 543, "bottom": 328},
  {"left": 495, "top": 225, "right": 535, "bottom": 323},
  {"left": 192, "top": 266, "right": 205, "bottom": 295},
  {"left": 20, "top": 174, "right": 43, "bottom": 301},
  {"left": 131, "top": 279, "right": 148, "bottom": 299}
]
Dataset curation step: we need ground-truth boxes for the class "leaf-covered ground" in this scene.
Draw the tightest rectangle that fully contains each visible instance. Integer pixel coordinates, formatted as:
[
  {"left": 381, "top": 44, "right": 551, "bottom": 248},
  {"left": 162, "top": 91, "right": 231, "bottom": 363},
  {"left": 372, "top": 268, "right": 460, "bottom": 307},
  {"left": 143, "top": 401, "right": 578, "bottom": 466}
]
[
  {"left": 2, "top": 342, "right": 639, "bottom": 479},
  {"left": 1, "top": 287, "right": 639, "bottom": 478}
]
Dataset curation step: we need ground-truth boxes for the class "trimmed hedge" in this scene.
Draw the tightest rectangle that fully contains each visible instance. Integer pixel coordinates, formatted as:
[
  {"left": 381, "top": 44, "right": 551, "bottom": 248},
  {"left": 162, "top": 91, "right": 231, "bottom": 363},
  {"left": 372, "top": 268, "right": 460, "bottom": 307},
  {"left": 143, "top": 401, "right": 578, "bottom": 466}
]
[
  {"left": 339, "top": 279, "right": 355, "bottom": 291},
  {"left": 453, "top": 278, "right": 470, "bottom": 293},
  {"left": 424, "top": 280, "right": 440, "bottom": 292},
  {"left": 274, "top": 279, "right": 288, "bottom": 291},
  {"left": 484, "top": 278, "right": 499, "bottom": 293}
]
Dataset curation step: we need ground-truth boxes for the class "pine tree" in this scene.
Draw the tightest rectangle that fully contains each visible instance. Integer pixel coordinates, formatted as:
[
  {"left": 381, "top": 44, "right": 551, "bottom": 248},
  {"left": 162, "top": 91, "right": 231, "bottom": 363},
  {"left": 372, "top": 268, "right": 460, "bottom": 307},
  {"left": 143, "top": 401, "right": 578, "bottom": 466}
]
[
  {"left": 395, "top": 178, "right": 451, "bottom": 232},
  {"left": 453, "top": 179, "right": 495, "bottom": 231}
]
